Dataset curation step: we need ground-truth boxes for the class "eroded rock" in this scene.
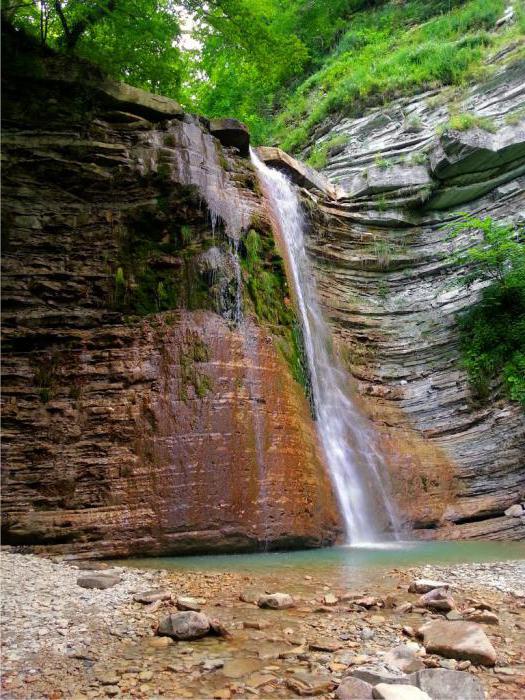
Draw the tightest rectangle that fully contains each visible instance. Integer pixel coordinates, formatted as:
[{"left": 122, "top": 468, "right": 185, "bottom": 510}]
[
  {"left": 372, "top": 684, "right": 430, "bottom": 700},
  {"left": 418, "top": 620, "right": 497, "bottom": 666},
  {"left": 257, "top": 593, "right": 295, "bottom": 610},
  {"left": 77, "top": 574, "right": 121, "bottom": 590},
  {"left": 157, "top": 611, "right": 210, "bottom": 640},
  {"left": 133, "top": 589, "right": 171, "bottom": 604}
]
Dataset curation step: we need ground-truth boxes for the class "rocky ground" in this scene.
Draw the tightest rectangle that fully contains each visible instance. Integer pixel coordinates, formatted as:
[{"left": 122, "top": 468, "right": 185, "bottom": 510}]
[{"left": 1, "top": 551, "right": 524, "bottom": 699}]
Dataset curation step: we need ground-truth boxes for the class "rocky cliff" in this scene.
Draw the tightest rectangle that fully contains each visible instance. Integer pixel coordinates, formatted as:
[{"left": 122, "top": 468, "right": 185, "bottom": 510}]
[
  {"left": 284, "top": 47, "right": 525, "bottom": 539},
  {"left": 1, "top": 28, "right": 340, "bottom": 557}
]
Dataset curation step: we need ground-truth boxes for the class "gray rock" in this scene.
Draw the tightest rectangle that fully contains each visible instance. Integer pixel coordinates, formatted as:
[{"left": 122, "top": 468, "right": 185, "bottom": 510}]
[
  {"left": 347, "top": 165, "right": 431, "bottom": 198},
  {"left": 504, "top": 504, "right": 523, "bottom": 517},
  {"left": 408, "top": 579, "right": 449, "bottom": 594},
  {"left": 133, "top": 589, "right": 171, "bottom": 604},
  {"left": 336, "top": 677, "right": 374, "bottom": 699},
  {"left": 77, "top": 574, "right": 121, "bottom": 590},
  {"left": 97, "top": 78, "right": 183, "bottom": 121},
  {"left": 257, "top": 146, "right": 341, "bottom": 199},
  {"left": 430, "top": 124, "right": 525, "bottom": 180},
  {"left": 350, "top": 665, "right": 408, "bottom": 686},
  {"left": 157, "top": 611, "right": 210, "bottom": 640},
  {"left": 419, "top": 588, "right": 455, "bottom": 613},
  {"left": 257, "top": 592, "right": 295, "bottom": 610},
  {"left": 209, "top": 118, "right": 250, "bottom": 156},
  {"left": 384, "top": 644, "right": 424, "bottom": 673},
  {"left": 418, "top": 620, "right": 497, "bottom": 666},
  {"left": 176, "top": 596, "right": 202, "bottom": 612},
  {"left": 413, "top": 669, "right": 485, "bottom": 700},
  {"left": 446, "top": 610, "right": 463, "bottom": 621},
  {"left": 373, "top": 684, "right": 430, "bottom": 700},
  {"left": 239, "top": 588, "right": 264, "bottom": 604}
]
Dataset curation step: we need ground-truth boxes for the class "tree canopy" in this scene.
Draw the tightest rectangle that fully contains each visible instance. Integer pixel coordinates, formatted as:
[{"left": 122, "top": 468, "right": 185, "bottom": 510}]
[{"left": 3, "top": 1, "right": 524, "bottom": 145}]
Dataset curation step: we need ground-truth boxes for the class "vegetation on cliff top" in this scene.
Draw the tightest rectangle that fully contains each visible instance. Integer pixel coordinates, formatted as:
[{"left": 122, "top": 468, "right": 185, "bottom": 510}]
[{"left": 6, "top": 1, "right": 524, "bottom": 147}]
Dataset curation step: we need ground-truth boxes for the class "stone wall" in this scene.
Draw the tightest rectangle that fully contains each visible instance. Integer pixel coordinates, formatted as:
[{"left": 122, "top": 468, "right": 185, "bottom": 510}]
[
  {"left": 1, "top": 29, "right": 340, "bottom": 557},
  {"left": 300, "top": 53, "right": 525, "bottom": 539}
]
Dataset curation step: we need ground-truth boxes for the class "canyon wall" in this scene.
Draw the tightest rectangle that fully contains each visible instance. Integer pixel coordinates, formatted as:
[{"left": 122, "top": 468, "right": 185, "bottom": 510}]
[
  {"left": 1, "top": 29, "right": 340, "bottom": 557},
  {"left": 293, "top": 51, "right": 525, "bottom": 539}
]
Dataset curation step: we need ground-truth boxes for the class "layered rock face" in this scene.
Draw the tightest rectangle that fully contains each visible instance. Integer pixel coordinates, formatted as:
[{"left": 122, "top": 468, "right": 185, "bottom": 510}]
[
  {"left": 300, "top": 53, "right": 525, "bottom": 538},
  {"left": 1, "top": 30, "right": 339, "bottom": 557}
]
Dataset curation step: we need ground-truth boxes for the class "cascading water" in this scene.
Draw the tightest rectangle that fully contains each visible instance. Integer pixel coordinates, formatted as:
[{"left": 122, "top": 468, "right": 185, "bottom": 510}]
[{"left": 251, "top": 149, "right": 400, "bottom": 545}]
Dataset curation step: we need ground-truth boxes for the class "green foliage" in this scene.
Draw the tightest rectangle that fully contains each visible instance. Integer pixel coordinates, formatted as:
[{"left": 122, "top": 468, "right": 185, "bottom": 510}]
[
  {"left": 240, "top": 224, "right": 310, "bottom": 394},
  {"left": 504, "top": 107, "right": 525, "bottom": 126},
  {"left": 274, "top": 0, "right": 516, "bottom": 152},
  {"left": 437, "top": 113, "right": 497, "bottom": 135},
  {"left": 306, "top": 134, "right": 348, "bottom": 169},
  {"left": 5, "top": 1, "right": 183, "bottom": 95},
  {"left": 374, "top": 153, "right": 391, "bottom": 169},
  {"left": 448, "top": 214, "right": 525, "bottom": 406}
]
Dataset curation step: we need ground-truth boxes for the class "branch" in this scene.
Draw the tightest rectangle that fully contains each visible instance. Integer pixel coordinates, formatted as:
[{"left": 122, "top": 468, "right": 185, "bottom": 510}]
[{"left": 63, "top": 0, "right": 117, "bottom": 49}]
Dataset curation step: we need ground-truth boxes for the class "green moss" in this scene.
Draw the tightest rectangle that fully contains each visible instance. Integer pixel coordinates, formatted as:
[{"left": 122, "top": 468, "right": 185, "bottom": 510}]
[
  {"left": 240, "top": 223, "right": 311, "bottom": 397},
  {"left": 179, "top": 331, "right": 212, "bottom": 401}
]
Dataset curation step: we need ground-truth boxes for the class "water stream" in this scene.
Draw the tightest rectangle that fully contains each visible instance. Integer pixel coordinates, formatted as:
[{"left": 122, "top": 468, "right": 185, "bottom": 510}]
[{"left": 251, "top": 150, "right": 400, "bottom": 545}]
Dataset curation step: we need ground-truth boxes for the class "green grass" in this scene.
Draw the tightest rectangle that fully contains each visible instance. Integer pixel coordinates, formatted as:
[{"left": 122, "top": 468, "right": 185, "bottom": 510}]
[
  {"left": 437, "top": 112, "right": 497, "bottom": 134},
  {"left": 273, "top": 0, "right": 521, "bottom": 152},
  {"left": 306, "top": 133, "right": 348, "bottom": 169}
]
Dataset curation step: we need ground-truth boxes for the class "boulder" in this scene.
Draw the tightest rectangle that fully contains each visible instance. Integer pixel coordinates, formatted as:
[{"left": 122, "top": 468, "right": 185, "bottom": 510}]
[
  {"left": 239, "top": 588, "right": 264, "bottom": 604},
  {"left": 157, "top": 611, "right": 210, "bottom": 641},
  {"left": 504, "top": 504, "right": 523, "bottom": 517},
  {"left": 257, "top": 592, "right": 295, "bottom": 610},
  {"left": 256, "top": 146, "right": 341, "bottom": 199},
  {"left": 350, "top": 665, "right": 409, "bottom": 686},
  {"left": 418, "top": 620, "right": 496, "bottom": 666},
  {"left": 336, "top": 677, "right": 374, "bottom": 699},
  {"left": 408, "top": 579, "right": 449, "bottom": 594},
  {"left": 430, "top": 124, "right": 525, "bottom": 180},
  {"left": 97, "top": 79, "right": 183, "bottom": 121},
  {"left": 209, "top": 118, "right": 250, "bottom": 156},
  {"left": 373, "top": 684, "right": 430, "bottom": 700},
  {"left": 418, "top": 588, "right": 455, "bottom": 613},
  {"left": 286, "top": 672, "right": 335, "bottom": 696},
  {"left": 464, "top": 610, "right": 499, "bottom": 625},
  {"left": 77, "top": 574, "right": 121, "bottom": 590},
  {"left": 133, "top": 589, "right": 171, "bottom": 604},
  {"left": 413, "top": 669, "right": 485, "bottom": 700},
  {"left": 176, "top": 596, "right": 203, "bottom": 611}
]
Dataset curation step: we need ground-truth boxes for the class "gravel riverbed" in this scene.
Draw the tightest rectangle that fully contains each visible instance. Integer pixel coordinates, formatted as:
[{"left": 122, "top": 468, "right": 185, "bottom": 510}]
[{"left": 1, "top": 551, "right": 524, "bottom": 699}]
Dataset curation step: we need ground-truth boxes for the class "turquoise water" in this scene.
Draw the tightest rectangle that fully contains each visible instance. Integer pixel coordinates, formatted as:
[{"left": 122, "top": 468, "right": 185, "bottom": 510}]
[{"left": 118, "top": 540, "right": 525, "bottom": 575}]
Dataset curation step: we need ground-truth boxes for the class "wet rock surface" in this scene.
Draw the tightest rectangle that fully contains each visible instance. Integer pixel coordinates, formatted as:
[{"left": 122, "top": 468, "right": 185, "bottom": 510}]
[
  {"left": 2, "top": 552, "right": 525, "bottom": 699},
  {"left": 298, "top": 52, "right": 525, "bottom": 538},
  {"left": 1, "top": 28, "right": 340, "bottom": 558}
]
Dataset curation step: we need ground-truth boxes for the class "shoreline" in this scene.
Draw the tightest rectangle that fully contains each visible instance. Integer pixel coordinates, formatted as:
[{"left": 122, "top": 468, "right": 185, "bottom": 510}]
[{"left": 1, "top": 551, "right": 524, "bottom": 699}]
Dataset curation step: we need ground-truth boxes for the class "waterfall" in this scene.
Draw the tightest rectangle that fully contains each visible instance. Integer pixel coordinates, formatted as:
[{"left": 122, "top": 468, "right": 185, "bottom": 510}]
[{"left": 251, "top": 149, "right": 400, "bottom": 545}]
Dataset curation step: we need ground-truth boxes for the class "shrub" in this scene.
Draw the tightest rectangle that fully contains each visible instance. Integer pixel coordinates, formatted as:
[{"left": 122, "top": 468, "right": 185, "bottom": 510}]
[{"left": 448, "top": 214, "right": 525, "bottom": 406}]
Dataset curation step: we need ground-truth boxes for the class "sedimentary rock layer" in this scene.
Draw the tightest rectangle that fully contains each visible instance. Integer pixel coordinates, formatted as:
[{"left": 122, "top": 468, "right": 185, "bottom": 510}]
[
  {"left": 1, "top": 29, "right": 339, "bottom": 557},
  {"left": 300, "top": 54, "right": 525, "bottom": 537}
]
